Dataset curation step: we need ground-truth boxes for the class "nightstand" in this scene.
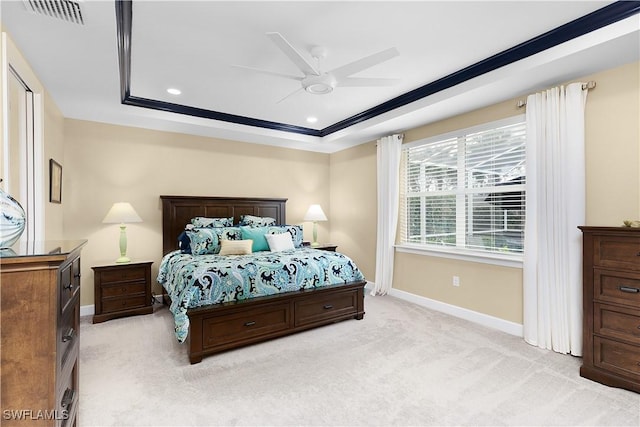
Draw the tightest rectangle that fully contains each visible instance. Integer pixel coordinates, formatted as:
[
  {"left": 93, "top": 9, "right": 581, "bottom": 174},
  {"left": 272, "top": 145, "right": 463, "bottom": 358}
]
[
  {"left": 311, "top": 244, "right": 338, "bottom": 252},
  {"left": 92, "top": 261, "right": 153, "bottom": 323}
]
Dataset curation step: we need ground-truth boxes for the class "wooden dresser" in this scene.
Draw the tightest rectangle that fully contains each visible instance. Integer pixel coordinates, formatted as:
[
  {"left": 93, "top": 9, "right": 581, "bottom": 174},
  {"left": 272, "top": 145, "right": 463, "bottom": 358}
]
[
  {"left": 579, "top": 226, "right": 640, "bottom": 393},
  {"left": 1, "top": 240, "right": 86, "bottom": 426}
]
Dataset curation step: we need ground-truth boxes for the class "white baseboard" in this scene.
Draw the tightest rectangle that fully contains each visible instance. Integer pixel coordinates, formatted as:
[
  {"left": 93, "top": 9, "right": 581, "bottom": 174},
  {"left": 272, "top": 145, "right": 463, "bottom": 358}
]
[
  {"left": 387, "top": 287, "right": 523, "bottom": 337},
  {"left": 81, "top": 294, "right": 164, "bottom": 318},
  {"left": 80, "top": 304, "right": 95, "bottom": 317}
]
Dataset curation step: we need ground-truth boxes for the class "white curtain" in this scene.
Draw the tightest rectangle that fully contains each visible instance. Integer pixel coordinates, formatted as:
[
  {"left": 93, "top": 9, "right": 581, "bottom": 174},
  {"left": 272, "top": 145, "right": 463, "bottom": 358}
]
[
  {"left": 372, "top": 134, "right": 403, "bottom": 296},
  {"left": 523, "top": 82, "right": 588, "bottom": 355}
]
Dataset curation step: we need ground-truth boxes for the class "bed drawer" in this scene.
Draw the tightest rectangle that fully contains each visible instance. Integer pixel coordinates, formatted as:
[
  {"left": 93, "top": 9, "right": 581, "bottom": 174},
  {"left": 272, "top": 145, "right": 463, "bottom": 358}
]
[
  {"left": 593, "top": 336, "right": 640, "bottom": 381},
  {"left": 294, "top": 289, "right": 358, "bottom": 327},
  {"left": 201, "top": 302, "right": 291, "bottom": 350}
]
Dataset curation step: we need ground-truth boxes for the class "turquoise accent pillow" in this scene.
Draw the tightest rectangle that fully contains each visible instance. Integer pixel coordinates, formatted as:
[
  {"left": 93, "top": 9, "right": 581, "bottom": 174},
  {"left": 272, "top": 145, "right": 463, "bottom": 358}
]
[{"left": 240, "top": 226, "right": 269, "bottom": 252}]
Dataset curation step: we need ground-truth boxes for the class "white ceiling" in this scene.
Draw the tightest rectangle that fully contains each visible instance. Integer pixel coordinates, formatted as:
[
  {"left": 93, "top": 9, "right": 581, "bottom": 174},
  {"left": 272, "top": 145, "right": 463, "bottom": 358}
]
[{"left": 2, "top": 1, "right": 639, "bottom": 153}]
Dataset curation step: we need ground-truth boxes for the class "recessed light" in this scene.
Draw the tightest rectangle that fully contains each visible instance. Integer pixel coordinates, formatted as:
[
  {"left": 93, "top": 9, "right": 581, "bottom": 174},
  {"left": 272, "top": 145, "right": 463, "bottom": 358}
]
[
  {"left": 306, "top": 116, "right": 318, "bottom": 123},
  {"left": 167, "top": 88, "right": 181, "bottom": 95}
]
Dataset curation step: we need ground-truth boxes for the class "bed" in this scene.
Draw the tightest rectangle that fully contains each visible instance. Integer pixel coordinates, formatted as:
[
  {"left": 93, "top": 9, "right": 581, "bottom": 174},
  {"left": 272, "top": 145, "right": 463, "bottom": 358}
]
[{"left": 159, "top": 195, "right": 366, "bottom": 364}]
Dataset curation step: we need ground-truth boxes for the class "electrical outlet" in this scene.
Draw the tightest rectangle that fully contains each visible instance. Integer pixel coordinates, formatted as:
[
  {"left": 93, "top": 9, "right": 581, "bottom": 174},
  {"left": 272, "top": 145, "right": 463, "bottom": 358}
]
[{"left": 452, "top": 276, "right": 460, "bottom": 287}]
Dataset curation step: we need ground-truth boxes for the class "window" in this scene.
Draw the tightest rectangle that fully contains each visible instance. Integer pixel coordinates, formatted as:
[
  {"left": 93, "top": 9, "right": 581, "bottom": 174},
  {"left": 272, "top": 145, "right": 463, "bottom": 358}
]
[{"left": 400, "top": 116, "right": 526, "bottom": 260}]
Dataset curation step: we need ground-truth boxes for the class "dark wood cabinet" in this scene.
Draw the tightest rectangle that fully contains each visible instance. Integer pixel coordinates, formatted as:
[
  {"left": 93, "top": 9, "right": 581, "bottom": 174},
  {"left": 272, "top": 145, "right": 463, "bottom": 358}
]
[
  {"left": 1, "top": 240, "right": 86, "bottom": 426},
  {"left": 92, "top": 261, "right": 153, "bottom": 323},
  {"left": 579, "top": 226, "right": 640, "bottom": 393}
]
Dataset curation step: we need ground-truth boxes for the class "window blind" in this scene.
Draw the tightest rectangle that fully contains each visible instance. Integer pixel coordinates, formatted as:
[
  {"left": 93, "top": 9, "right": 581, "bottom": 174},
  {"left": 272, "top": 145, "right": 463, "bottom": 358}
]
[{"left": 400, "top": 119, "right": 526, "bottom": 256}]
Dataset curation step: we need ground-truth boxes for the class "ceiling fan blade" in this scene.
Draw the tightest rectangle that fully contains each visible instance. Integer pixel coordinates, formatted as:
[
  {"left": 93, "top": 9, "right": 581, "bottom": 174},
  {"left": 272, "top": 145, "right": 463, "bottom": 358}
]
[
  {"left": 231, "top": 64, "right": 302, "bottom": 81},
  {"left": 266, "top": 32, "right": 319, "bottom": 76},
  {"left": 337, "top": 77, "right": 400, "bottom": 87},
  {"left": 330, "top": 47, "right": 399, "bottom": 80},
  {"left": 276, "top": 87, "right": 305, "bottom": 104}
]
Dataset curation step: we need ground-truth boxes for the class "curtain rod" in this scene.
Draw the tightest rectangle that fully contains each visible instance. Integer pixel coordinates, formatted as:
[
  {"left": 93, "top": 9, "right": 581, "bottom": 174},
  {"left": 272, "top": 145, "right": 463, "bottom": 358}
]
[{"left": 516, "top": 81, "right": 596, "bottom": 108}]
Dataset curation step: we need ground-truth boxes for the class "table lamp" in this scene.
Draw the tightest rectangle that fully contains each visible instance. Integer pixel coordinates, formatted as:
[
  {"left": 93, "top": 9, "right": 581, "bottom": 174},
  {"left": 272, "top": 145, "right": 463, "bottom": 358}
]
[
  {"left": 102, "top": 202, "right": 142, "bottom": 263},
  {"left": 303, "top": 204, "right": 327, "bottom": 247}
]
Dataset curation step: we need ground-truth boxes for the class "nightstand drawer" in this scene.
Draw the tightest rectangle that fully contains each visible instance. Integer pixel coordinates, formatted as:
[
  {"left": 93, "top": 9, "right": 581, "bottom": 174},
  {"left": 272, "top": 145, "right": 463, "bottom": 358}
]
[
  {"left": 102, "top": 281, "right": 147, "bottom": 298},
  {"left": 594, "top": 268, "right": 640, "bottom": 308},
  {"left": 99, "top": 266, "right": 147, "bottom": 284},
  {"left": 594, "top": 336, "right": 640, "bottom": 381},
  {"left": 102, "top": 294, "right": 148, "bottom": 313},
  {"left": 595, "top": 303, "right": 640, "bottom": 344},
  {"left": 594, "top": 235, "right": 640, "bottom": 270}
]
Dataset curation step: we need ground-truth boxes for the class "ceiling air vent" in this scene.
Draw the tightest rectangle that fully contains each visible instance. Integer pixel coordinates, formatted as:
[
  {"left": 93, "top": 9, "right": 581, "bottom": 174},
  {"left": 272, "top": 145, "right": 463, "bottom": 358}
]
[{"left": 23, "top": 0, "right": 84, "bottom": 25}]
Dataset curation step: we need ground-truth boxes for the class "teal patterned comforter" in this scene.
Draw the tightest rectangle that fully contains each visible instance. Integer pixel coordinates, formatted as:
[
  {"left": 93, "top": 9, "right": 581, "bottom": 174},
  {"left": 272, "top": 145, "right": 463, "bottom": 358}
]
[{"left": 157, "top": 248, "right": 365, "bottom": 342}]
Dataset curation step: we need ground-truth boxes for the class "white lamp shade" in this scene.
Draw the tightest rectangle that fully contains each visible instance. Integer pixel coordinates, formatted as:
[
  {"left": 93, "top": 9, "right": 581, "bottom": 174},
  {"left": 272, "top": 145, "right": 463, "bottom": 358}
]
[
  {"left": 102, "top": 202, "right": 142, "bottom": 224},
  {"left": 303, "top": 204, "right": 327, "bottom": 222}
]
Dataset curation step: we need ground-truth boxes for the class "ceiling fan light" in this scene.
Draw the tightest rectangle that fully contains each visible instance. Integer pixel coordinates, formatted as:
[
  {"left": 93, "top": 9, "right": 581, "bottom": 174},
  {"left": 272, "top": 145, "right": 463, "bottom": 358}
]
[{"left": 305, "top": 83, "right": 333, "bottom": 94}]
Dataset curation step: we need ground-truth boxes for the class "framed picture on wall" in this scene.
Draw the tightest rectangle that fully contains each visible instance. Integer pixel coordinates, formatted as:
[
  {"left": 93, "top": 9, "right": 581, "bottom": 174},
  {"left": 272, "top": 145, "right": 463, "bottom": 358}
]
[{"left": 49, "top": 159, "right": 62, "bottom": 204}]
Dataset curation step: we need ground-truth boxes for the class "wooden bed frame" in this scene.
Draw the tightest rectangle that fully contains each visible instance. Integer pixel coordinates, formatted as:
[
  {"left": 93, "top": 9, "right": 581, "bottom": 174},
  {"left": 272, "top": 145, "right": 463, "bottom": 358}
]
[{"left": 160, "top": 195, "right": 366, "bottom": 364}]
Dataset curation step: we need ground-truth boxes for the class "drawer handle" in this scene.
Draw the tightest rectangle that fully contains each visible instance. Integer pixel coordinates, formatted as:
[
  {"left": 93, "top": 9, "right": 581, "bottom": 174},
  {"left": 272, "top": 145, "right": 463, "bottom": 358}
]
[
  {"left": 62, "top": 328, "right": 75, "bottom": 342},
  {"left": 63, "top": 282, "right": 74, "bottom": 291},
  {"left": 244, "top": 321, "right": 256, "bottom": 327},
  {"left": 61, "top": 388, "right": 75, "bottom": 409},
  {"left": 323, "top": 304, "right": 334, "bottom": 310},
  {"left": 618, "top": 285, "right": 640, "bottom": 294},
  {"left": 74, "top": 273, "right": 81, "bottom": 278}
]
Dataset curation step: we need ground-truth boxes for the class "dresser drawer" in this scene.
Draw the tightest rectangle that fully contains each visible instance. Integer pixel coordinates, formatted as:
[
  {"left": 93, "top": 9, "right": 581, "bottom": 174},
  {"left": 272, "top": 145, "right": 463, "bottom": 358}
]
[
  {"left": 594, "top": 336, "right": 640, "bottom": 381},
  {"left": 58, "top": 300, "right": 79, "bottom": 371},
  {"left": 102, "top": 281, "right": 147, "bottom": 298},
  {"left": 201, "top": 302, "right": 291, "bottom": 350},
  {"left": 102, "top": 294, "right": 148, "bottom": 313},
  {"left": 295, "top": 289, "right": 357, "bottom": 327},
  {"left": 60, "top": 257, "right": 81, "bottom": 314},
  {"left": 594, "top": 268, "right": 640, "bottom": 308},
  {"left": 57, "top": 358, "right": 79, "bottom": 427},
  {"left": 594, "top": 303, "right": 640, "bottom": 344},
  {"left": 98, "top": 265, "right": 147, "bottom": 284},
  {"left": 593, "top": 235, "right": 640, "bottom": 270}
]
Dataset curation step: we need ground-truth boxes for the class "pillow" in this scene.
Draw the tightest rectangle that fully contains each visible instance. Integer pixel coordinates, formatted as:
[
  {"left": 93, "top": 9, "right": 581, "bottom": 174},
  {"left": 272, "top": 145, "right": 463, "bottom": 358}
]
[
  {"left": 218, "top": 239, "right": 253, "bottom": 256},
  {"left": 187, "top": 226, "right": 243, "bottom": 255},
  {"left": 239, "top": 215, "right": 276, "bottom": 227},
  {"left": 265, "top": 225, "right": 303, "bottom": 248},
  {"left": 240, "top": 226, "right": 269, "bottom": 252},
  {"left": 177, "top": 231, "right": 192, "bottom": 254},
  {"left": 186, "top": 228, "right": 220, "bottom": 255},
  {"left": 191, "top": 216, "right": 233, "bottom": 228},
  {"left": 265, "top": 232, "right": 295, "bottom": 252}
]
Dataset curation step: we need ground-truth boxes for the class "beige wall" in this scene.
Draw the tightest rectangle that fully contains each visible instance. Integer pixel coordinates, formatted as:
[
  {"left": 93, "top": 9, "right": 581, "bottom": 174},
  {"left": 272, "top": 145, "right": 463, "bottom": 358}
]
[
  {"left": 329, "top": 141, "right": 377, "bottom": 280},
  {"left": 330, "top": 60, "right": 640, "bottom": 325},
  {"left": 63, "top": 120, "right": 330, "bottom": 305}
]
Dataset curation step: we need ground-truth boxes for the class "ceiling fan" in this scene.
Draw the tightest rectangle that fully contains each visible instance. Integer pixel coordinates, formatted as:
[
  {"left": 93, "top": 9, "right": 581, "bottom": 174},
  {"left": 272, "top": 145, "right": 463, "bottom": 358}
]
[{"left": 235, "top": 32, "right": 400, "bottom": 103}]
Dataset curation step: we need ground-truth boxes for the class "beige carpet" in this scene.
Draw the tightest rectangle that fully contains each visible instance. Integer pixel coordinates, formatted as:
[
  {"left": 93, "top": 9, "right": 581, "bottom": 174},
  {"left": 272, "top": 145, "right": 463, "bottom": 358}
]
[{"left": 79, "top": 294, "right": 639, "bottom": 426}]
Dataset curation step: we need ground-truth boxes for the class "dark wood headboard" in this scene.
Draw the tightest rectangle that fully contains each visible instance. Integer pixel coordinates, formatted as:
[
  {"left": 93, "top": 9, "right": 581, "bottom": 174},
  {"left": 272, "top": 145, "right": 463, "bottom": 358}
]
[{"left": 160, "top": 196, "right": 287, "bottom": 255}]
